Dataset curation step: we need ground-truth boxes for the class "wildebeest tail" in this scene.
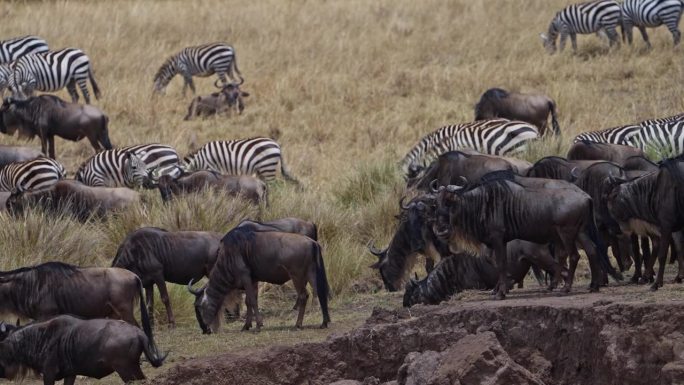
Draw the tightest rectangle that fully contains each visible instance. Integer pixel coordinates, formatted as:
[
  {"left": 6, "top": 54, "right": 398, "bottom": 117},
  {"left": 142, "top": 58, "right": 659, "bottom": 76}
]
[
  {"left": 89, "top": 68, "right": 101, "bottom": 100},
  {"left": 585, "top": 202, "right": 622, "bottom": 282},
  {"left": 313, "top": 242, "right": 331, "bottom": 327},
  {"left": 100, "top": 115, "right": 113, "bottom": 149},
  {"left": 549, "top": 101, "right": 560, "bottom": 136},
  {"left": 135, "top": 277, "right": 166, "bottom": 366},
  {"left": 531, "top": 264, "right": 545, "bottom": 287},
  {"left": 311, "top": 223, "right": 318, "bottom": 241}
]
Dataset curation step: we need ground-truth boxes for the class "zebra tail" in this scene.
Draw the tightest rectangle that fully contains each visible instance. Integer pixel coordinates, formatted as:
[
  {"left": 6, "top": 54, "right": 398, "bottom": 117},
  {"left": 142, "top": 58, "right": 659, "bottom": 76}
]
[
  {"left": 549, "top": 101, "right": 560, "bottom": 136},
  {"left": 279, "top": 151, "right": 300, "bottom": 185},
  {"left": 89, "top": 69, "right": 101, "bottom": 100}
]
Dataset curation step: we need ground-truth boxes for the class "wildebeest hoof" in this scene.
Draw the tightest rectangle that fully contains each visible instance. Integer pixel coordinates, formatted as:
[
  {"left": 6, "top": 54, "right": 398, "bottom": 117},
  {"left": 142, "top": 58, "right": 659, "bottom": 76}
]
[
  {"left": 630, "top": 275, "right": 641, "bottom": 284},
  {"left": 320, "top": 322, "right": 329, "bottom": 329},
  {"left": 650, "top": 284, "right": 660, "bottom": 291},
  {"left": 589, "top": 286, "right": 599, "bottom": 293},
  {"left": 241, "top": 324, "right": 252, "bottom": 331},
  {"left": 168, "top": 323, "right": 176, "bottom": 330},
  {"left": 638, "top": 276, "right": 651, "bottom": 285},
  {"left": 674, "top": 276, "right": 683, "bottom": 284}
]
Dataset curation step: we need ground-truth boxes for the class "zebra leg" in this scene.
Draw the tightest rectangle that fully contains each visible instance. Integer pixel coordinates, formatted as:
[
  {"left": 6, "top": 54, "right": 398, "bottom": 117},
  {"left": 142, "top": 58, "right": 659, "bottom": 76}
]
[
  {"left": 77, "top": 78, "right": 91, "bottom": 104},
  {"left": 637, "top": 26, "right": 652, "bottom": 49},
  {"left": 623, "top": 21, "right": 634, "bottom": 45},
  {"left": 605, "top": 26, "right": 619, "bottom": 48},
  {"left": 570, "top": 33, "right": 577, "bottom": 52},
  {"left": 559, "top": 32, "right": 569, "bottom": 52},
  {"left": 66, "top": 81, "right": 79, "bottom": 103},
  {"left": 667, "top": 22, "right": 681, "bottom": 46},
  {"left": 182, "top": 72, "right": 195, "bottom": 96}
]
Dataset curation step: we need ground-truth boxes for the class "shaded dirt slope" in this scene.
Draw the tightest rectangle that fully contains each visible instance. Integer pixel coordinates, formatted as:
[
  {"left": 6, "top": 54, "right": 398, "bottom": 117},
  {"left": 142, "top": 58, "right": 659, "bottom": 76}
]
[{"left": 153, "top": 287, "right": 684, "bottom": 385}]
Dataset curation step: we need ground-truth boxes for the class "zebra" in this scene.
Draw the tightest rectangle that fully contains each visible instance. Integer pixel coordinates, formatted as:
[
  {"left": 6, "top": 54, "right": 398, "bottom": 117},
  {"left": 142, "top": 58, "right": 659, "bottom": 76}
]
[
  {"left": 629, "top": 120, "right": 684, "bottom": 156},
  {"left": 540, "top": 0, "right": 623, "bottom": 53},
  {"left": 400, "top": 119, "right": 539, "bottom": 170},
  {"left": 10, "top": 48, "right": 101, "bottom": 104},
  {"left": 621, "top": 0, "right": 684, "bottom": 48},
  {"left": 0, "top": 157, "right": 65, "bottom": 192},
  {"left": 573, "top": 124, "right": 642, "bottom": 144},
  {"left": 182, "top": 137, "right": 298, "bottom": 183},
  {"left": 76, "top": 144, "right": 180, "bottom": 188},
  {"left": 0, "top": 35, "right": 48, "bottom": 64},
  {"left": 153, "top": 43, "right": 242, "bottom": 96},
  {"left": 0, "top": 63, "right": 12, "bottom": 97}
]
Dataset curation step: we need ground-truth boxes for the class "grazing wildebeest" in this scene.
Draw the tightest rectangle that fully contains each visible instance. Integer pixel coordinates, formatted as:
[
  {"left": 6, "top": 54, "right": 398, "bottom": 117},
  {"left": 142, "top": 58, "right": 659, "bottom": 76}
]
[
  {"left": 433, "top": 174, "right": 617, "bottom": 299},
  {"left": 402, "top": 248, "right": 567, "bottom": 307},
  {"left": 0, "top": 144, "right": 41, "bottom": 167},
  {"left": 156, "top": 170, "right": 267, "bottom": 205},
  {"left": 474, "top": 88, "right": 560, "bottom": 136},
  {"left": 184, "top": 80, "right": 250, "bottom": 120},
  {"left": 112, "top": 227, "right": 222, "bottom": 328},
  {"left": 6, "top": 180, "right": 139, "bottom": 221},
  {"left": 369, "top": 194, "right": 562, "bottom": 292},
  {"left": 0, "top": 96, "right": 111, "bottom": 159},
  {"left": 189, "top": 227, "right": 330, "bottom": 333},
  {"left": 606, "top": 157, "right": 684, "bottom": 290},
  {"left": 567, "top": 140, "right": 645, "bottom": 165},
  {"left": 526, "top": 156, "right": 603, "bottom": 181},
  {"left": 0, "top": 315, "right": 165, "bottom": 384},
  {"left": 0, "top": 262, "right": 152, "bottom": 328},
  {"left": 407, "top": 151, "right": 514, "bottom": 191}
]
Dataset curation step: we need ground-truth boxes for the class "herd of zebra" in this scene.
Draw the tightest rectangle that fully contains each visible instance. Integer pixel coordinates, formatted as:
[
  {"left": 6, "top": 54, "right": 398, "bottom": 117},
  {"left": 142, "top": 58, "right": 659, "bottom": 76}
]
[{"left": 541, "top": 0, "right": 684, "bottom": 52}]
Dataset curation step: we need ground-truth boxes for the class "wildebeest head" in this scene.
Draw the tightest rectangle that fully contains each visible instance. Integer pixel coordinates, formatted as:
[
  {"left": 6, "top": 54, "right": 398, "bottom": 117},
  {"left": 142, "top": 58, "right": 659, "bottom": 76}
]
[
  {"left": 0, "top": 322, "right": 17, "bottom": 342},
  {"left": 215, "top": 79, "right": 249, "bottom": 114},
  {"left": 187, "top": 279, "right": 211, "bottom": 334},
  {"left": 402, "top": 274, "right": 423, "bottom": 307},
  {"left": 369, "top": 195, "right": 439, "bottom": 291},
  {"left": 0, "top": 97, "right": 32, "bottom": 139}
]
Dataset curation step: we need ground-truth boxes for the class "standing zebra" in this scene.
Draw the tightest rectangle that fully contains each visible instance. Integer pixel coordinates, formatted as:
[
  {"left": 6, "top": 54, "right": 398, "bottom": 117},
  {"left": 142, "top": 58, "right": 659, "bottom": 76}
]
[
  {"left": 76, "top": 144, "right": 180, "bottom": 188},
  {"left": 0, "top": 157, "right": 65, "bottom": 192},
  {"left": 540, "top": 0, "right": 623, "bottom": 53},
  {"left": 153, "top": 43, "right": 242, "bottom": 96},
  {"left": 0, "top": 35, "right": 48, "bottom": 64},
  {"left": 10, "top": 48, "right": 101, "bottom": 104},
  {"left": 183, "top": 137, "right": 298, "bottom": 183},
  {"left": 573, "top": 124, "right": 642, "bottom": 144},
  {"left": 622, "top": 0, "right": 684, "bottom": 48},
  {"left": 630, "top": 120, "right": 684, "bottom": 156},
  {"left": 400, "top": 119, "right": 539, "bottom": 170}
]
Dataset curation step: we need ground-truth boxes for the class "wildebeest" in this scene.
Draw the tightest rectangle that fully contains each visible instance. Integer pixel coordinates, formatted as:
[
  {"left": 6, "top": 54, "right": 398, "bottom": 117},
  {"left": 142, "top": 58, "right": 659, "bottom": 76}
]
[
  {"left": 6, "top": 180, "right": 140, "bottom": 221},
  {"left": 0, "top": 315, "right": 165, "bottom": 384},
  {"left": 236, "top": 217, "right": 318, "bottom": 240},
  {"left": 622, "top": 155, "right": 658, "bottom": 172},
  {"left": 0, "top": 95, "right": 111, "bottom": 159},
  {"left": 189, "top": 227, "right": 330, "bottom": 333},
  {"left": 402, "top": 248, "right": 566, "bottom": 307},
  {"left": 474, "top": 88, "right": 560, "bottom": 136},
  {"left": 184, "top": 80, "right": 249, "bottom": 120},
  {"left": 0, "top": 144, "right": 41, "bottom": 167},
  {"left": 433, "top": 174, "right": 616, "bottom": 299},
  {"left": 567, "top": 140, "right": 645, "bottom": 165},
  {"left": 407, "top": 151, "right": 514, "bottom": 191},
  {"left": 156, "top": 170, "right": 267, "bottom": 205},
  {"left": 112, "top": 227, "right": 222, "bottom": 328},
  {"left": 606, "top": 157, "right": 684, "bottom": 289},
  {"left": 526, "top": 156, "right": 603, "bottom": 181},
  {"left": 0, "top": 262, "right": 153, "bottom": 328}
]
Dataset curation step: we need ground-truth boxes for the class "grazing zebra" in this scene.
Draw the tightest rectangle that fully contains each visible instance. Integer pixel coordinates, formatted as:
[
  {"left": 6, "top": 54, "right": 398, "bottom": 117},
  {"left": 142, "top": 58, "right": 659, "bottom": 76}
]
[
  {"left": 76, "top": 144, "right": 180, "bottom": 188},
  {"left": 0, "top": 64, "right": 11, "bottom": 96},
  {"left": 400, "top": 119, "right": 539, "bottom": 170},
  {"left": 573, "top": 124, "right": 642, "bottom": 144},
  {"left": 10, "top": 48, "right": 101, "bottom": 104},
  {"left": 153, "top": 43, "right": 242, "bottom": 96},
  {"left": 622, "top": 0, "right": 684, "bottom": 47},
  {"left": 540, "top": 0, "right": 623, "bottom": 53},
  {"left": 183, "top": 137, "right": 298, "bottom": 183},
  {"left": 0, "top": 35, "right": 48, "bottom": 64},
  {"left": 0, "top": 157, "right": 65, "bottom": 192}
]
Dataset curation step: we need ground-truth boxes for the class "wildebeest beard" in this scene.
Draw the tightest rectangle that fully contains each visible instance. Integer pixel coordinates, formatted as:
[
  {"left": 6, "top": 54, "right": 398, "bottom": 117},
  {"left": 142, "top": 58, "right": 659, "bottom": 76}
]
[
  {"left": 202, "top": 229, "right": 255, "bottom": 328},
  {"left": 0, "top": 262, "right": 84, "bottom": 317}
]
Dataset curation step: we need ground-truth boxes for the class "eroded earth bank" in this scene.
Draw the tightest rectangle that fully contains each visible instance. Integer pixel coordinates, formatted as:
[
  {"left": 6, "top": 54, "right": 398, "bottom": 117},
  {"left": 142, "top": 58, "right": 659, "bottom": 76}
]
[{"left": 154, "top": 288, "right": 684, "bottom": 385}]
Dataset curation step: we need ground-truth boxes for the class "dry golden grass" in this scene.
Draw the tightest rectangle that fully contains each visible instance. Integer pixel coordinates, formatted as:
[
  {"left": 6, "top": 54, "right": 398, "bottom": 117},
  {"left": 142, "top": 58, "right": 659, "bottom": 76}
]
[{"left": 0, "top": 0, "right": 683, "bottom": 382}]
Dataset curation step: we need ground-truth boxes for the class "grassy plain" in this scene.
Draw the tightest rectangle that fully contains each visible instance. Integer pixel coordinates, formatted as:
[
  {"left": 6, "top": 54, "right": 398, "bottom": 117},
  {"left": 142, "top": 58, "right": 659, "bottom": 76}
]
[{"left": 0, "top": 0, "right": 683, "bottom": 383}]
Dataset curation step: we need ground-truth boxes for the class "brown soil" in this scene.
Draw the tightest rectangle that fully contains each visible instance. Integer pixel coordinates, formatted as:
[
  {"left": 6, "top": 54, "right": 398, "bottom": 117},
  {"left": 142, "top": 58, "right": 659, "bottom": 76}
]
[{"left": 152, "top": 284, "right": 684, "bottom": 385}]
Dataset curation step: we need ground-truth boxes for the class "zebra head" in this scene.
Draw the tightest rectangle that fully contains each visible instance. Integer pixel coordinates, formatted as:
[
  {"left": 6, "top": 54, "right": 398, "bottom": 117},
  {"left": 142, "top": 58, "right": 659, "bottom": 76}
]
[
  {"left": 540, "top": 19, "right": 560, "bottom": 54},
  {"left": 123, "top": 152, "right": 148, "bottom": 188},
  {"left": 152, "top": 56, "right": 178, "bottom": 94}
]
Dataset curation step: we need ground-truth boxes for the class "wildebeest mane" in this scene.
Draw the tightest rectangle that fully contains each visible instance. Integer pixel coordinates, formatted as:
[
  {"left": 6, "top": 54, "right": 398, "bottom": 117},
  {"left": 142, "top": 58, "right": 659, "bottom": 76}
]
[
  {"left": 659, "top": 157, "right": 684, "bottom": 184},
  {"left": 479, "top": 169, "right": 516, "bottom": 183},
  {"left": 0, "top": 261, "right": 79, "bottom": 279},
  {"left": 111, "top": 227, "right": 170, "bottom": 268}
]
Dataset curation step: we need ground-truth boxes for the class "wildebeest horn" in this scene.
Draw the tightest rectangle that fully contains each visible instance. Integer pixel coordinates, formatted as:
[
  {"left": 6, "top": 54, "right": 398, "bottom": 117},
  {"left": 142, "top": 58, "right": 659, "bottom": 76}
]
[
  {"left": 214, "top": 79, "right": 223, "bottom": 88},
  {"left": 399, "top": 196, "right": 411, "bottom": 210},
  {"left": 430, "top": 179, "right": 441, "bottom": 193},
  {"left": 237, "top": 75, "right": 244, "bottom": 86},
  {"left": 445, "top": 185, "right": 463, "bottom": 193},
  {"left": 570, "top": 167, "right": 580, "bottom": 179},
  {"left": 457, "top": 176, "right": 468, "bottom": 186},
  {"left": 367, "top": 240, "right": 385, "bottom": 257},
  {"left": 187, "top": 279, "right": 203, "bottom": 296}
]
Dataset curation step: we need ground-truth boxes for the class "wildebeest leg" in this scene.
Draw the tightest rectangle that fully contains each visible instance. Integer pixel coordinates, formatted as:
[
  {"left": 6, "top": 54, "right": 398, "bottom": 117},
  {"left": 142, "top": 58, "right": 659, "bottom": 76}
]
[
  {"left": 144, "top": 285, "right": 154, "bottom": 325},
  {"left": 63, "top": 376, "right": 76, "bottom": 385},
  {"left": 652, "top": 230, "right": 673, "bottom": 290},
  {"left": 630, "top": 235, "right": 644, "bottom": 283},
  {"left": 47, "top": 135, "right": 55, "bottom": 159},
  {"left": 242, "top": 278, "right": 258, "bottom": 331},
  {"left": 673, "top": 232, "right": 684, "bottom": 283},
  {"left": 643, "top": 237, "right": 658, "bottom": 284},
  {"left": 292, "top": 277, "right": 310, "bottom": 329},
  {"left": 115, "top": 363, "right": 146, "bottom": 382},
  {"left": 66, "top": 80, "right": 79, "bottom": 103},
  {"left": 156, "top": 278, "right": 175, "bottom": 328},
  {"left": 86, "top": 133, "right": 102, "bottom": 152},
  {"left": 492, "top": 240, "right": 508, "bottom": 300},
  {"left": 577, "top": 232, "right": 603, "bottom": 292},
  {"left": 609, "top": 236, "right": 626, "bottom": 272}
]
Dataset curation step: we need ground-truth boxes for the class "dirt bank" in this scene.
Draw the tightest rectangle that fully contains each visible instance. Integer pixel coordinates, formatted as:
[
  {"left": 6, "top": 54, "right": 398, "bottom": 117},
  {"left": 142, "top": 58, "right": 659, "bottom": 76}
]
[{"left": 153, "top": 287, "right": 684, "bottom": 385}]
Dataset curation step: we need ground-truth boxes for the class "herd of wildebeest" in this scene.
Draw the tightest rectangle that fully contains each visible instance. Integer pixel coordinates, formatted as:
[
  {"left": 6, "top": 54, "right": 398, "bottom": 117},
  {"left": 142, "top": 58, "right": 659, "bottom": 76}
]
[{"left": 0, "top": 6, "right": 682, "bottom": 381}]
